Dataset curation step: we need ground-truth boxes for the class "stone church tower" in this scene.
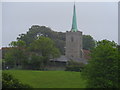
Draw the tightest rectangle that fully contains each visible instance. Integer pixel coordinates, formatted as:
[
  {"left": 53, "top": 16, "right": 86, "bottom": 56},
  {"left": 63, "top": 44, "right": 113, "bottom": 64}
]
[{"left": 65, "top": 3, "right": 84, "bottom": 62}]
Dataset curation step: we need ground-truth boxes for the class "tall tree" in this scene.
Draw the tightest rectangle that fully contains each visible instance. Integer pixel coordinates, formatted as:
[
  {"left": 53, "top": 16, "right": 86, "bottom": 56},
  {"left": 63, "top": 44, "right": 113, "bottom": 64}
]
[
  {"left": 82, "top": 40, "right": 119, "bottom": 88},
  {"left": 29, "top": 36, "right": 60, "bottom": 67},
  {"left": 83, "top": 35, "right": 95, "bottom": 50},
  {"left": 17, "top": 25, "right": 95, "bottom": 54},
  {"left": 5, "top": 40, "right": 27, "bottom": 69}
]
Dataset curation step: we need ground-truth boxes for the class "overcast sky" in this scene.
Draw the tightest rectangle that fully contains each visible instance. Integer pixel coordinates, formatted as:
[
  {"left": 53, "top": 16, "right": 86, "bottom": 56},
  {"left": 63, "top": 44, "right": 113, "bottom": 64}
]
[{"left": 2, "top": 2, "right": 118, "bottom": 47}]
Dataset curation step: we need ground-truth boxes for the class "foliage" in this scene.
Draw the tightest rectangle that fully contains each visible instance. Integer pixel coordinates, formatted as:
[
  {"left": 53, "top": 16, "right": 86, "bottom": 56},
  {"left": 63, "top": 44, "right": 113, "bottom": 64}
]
[
  {"left": 9, "top": 40, "right": 26, "bottom": 48},
  {"left": 24, "top": 54, "right": 43, "bottom": 70},
  {"left": 65, "top": 60, "right": 85, "bottom": 72},
  {"left": 2, "top": 72, "right": 31, "bottom": 88},
  {"left": 4, "top": 25, "right": 95, "bottom": 70},
  {"left": 4, "top": 43, "right": 27, "bottom": 69},
  {"left": 29, "top": 36, "right": 60, "bottom": 66},
  {"left": 65, "top": 65, "right": 82, "bottom": 72},
  {"left": 83, "top": 35, "right": 95, "bottom": 50},
  {"left": 4, "top": 36, "right": 60, "bottom": 70},
  {"left": 17, "top": 25, "right": 65, "bottom": 54},
  {"left": 17, "top": 25, "right": 95, "bottom": 54},
  {"left": 4, "top": 70, "right": 86, "bottom": 88},
  {"left": 118, "top": 45, "right": 120, "bottom": 87},
  {"left": 82, "top": 40, "right": 119, "bottom": 88}
]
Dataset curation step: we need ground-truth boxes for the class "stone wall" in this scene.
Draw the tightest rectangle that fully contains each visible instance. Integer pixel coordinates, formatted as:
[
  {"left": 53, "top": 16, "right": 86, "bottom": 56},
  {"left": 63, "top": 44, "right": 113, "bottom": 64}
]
[{"left": 65, "top": 31, "right": 83, "bottom": 62}]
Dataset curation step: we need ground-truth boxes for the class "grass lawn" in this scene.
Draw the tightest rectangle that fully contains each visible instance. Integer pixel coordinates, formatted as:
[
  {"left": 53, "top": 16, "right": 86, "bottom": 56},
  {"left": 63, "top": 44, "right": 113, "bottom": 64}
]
[{"left": 4, "top": 70, "right": 86, "bottom": 88}]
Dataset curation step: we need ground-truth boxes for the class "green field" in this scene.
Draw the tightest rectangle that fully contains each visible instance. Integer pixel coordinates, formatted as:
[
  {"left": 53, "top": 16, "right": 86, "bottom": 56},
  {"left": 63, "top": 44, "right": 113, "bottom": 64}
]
[{"left": 4, "top": 70, "right": 86, "bottom": 88}]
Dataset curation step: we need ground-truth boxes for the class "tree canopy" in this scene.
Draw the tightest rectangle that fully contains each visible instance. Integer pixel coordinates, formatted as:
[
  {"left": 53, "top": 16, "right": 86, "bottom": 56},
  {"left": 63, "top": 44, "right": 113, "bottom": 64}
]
[
  {"left": 83, "top": 35, "right": 95, "bottom": 50},
  {"left": 82, "top": 40, "right": 119, "bottom": 88},
  {"left": 4, "top": 41, "right": 27, "bottom": 69},
  {"left": 4, "top": 36, "right": 60, "bottom": 70},
  {"left": 4, "top": 25, "right": 95, "bottom": 70},
  {"left": 17, "top": 25, "right": 95, "bottom": 55},
  {"left": 29, "top": 36, "right": 60, "bottom": 66}
]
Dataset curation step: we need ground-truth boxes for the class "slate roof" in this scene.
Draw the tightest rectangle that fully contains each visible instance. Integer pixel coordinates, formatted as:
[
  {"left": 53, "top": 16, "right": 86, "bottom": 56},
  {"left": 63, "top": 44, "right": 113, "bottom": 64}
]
[{"left": 50, "top": 49, "right": 91, "bottom": 64}]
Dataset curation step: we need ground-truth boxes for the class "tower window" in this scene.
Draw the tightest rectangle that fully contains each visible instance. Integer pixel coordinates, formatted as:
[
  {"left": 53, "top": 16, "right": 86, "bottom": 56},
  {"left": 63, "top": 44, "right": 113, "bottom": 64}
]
[{"left": 71, "top": 37, "right": 74, "bottom": 42}]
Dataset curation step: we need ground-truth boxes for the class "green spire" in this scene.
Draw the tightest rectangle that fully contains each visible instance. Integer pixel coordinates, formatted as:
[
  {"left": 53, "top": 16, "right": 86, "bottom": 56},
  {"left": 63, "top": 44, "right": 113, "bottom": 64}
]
[{"left": 71, "top": 3, "right": 78, "bottom": 32}]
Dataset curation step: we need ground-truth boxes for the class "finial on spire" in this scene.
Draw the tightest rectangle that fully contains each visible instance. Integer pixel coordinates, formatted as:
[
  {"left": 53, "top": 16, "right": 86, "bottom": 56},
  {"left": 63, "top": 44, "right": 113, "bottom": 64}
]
[{"left": 71, "top": 1, "right": 78, "bottom": 32}]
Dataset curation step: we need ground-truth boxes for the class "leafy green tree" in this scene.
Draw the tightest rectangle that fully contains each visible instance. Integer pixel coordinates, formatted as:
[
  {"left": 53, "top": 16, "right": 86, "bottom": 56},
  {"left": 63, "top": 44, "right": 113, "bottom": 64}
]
[
  {"left": 83, "top": 35, "right": 95, "bottom": 50},
  {"left": 17, "top": 25, "right": 95, "bottom": 55},
  {"left": 29, "top": 36, "right": 60, "bottom": 67},
  {"left": 26, "top": 54, "right": 43, "bottom": 70},
  {"left": 65, "top": 60, "right": 85, "bottom": 72},
  {"left": 82, "top": 40, "right": 119, "bottom": 88},
  {"left": 5, "top": 40, "right": 27, "bottom": 69},
  {"left": 118, "top": 45, "right": 120, "bottom": 87},
  {"left": 4, "top": 36, "right": 60, "bottom": 70},
  {"left": 9, "top": 40, "right": 26, "bottom": 48}
]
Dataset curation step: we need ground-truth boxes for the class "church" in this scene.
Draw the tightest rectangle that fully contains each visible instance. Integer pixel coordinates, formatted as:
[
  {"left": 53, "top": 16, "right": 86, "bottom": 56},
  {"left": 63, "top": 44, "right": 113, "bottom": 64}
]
[
  {"left": 1, "top": 3, "right": 90, "bottom": 70},
  {"left": 66, "top": 3, "right": 84, "bottom": 63},
  {"left": 50, "top": 3, "right": 89, "bottom": 66}
]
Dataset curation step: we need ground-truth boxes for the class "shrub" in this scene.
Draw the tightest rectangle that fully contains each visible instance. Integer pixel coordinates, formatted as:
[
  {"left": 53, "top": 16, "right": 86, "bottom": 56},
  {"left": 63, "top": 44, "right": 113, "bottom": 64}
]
[
  {"left": 82, "top": 40, "right": 119, "bottom": 88},
  {"left": 65, "top": 65, "right": 82, "bottom": 72},
  {"left": 2, "top": 72, "right": 32, "bottom": 88},
  {"left": 65, "top": 60, "right": 85, "bottom": 72}
]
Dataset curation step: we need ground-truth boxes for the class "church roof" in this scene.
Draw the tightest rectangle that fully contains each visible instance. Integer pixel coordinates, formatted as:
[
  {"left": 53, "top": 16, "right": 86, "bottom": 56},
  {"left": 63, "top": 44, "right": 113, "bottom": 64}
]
[
  {"left": 50, "top": 55, "right": 68, "bottom": 62},
  {"left": 50, "top": 50, "right": 91, "bottom": 63}
]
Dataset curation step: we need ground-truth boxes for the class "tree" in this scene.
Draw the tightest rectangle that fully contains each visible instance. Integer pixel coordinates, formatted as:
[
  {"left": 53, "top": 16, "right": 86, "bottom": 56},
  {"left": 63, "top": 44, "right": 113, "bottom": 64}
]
[
  {"left": 4, "top": 36, "right": 60, "bottom": 70},
  {"left": 82, "top": 40, "right": 119, "bottom": 88},
  {"left": 29, "top": 36, "right": 60, "bottom": 67},
  {"left": 4, "top": 40, "right": 27, "bottom": 69},
  {"left": 118, "top": 45, "right": 120, "bottom": 87},
  {"left": 9, "top": 40, "right": 26, "bottom": 48},
  {"left": 83, "top": 35, "right": 95, "bottom": 50},
  {"left": 65, "top": 60, "right": 85, "bottom": 72},
  {"left": 25, "top": 54, "right": 44, "bottom": 70},
  {"left": 17, "top": 25, "right": 95, "bottom": 54}
]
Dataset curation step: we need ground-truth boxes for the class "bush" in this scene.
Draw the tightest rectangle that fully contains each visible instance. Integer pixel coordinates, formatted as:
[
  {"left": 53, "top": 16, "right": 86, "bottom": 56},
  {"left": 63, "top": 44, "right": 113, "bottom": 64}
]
[
  {"left": 2, "top": 72, "right": 32, "bottom": 88},
  {"left": 82, "top": 40, "right": 119, "bottom": 88},
  {"left": 65, "top": 60, "right": 85, "bottom": 72},
  {"left": 65, "top": 65, "right": 82, "bottom": 72}
]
